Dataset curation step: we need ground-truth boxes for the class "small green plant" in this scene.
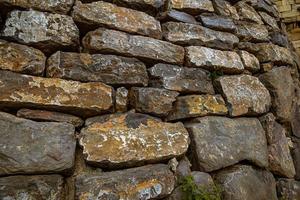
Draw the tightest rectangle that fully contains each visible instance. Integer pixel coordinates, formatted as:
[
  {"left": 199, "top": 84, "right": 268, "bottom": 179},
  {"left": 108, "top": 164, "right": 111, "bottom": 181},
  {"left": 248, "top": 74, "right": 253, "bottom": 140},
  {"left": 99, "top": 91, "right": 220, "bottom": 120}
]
[
  {"left": 209, "top": 71, "right": 224, "bottom": 80},
  {"left": 180, "top": 175, "right": 223, "bottom": 200}
]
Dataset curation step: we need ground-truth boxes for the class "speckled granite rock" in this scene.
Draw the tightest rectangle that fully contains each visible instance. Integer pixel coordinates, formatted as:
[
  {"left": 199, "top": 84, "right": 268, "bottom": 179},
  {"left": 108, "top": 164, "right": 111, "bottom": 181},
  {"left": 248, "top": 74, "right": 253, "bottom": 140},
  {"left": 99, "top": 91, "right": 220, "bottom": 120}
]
[
  {"left": 235, "top": 21, "right": 269, "bottom": 42},
  {"left": 235, "top": 1, "right": 263, "bottom": 24},
  {"left": 169, "top": 0, "right": 214, "bottom": 15},
  {"left": 238, "top": 50, "right": 260, "bottom": 72}
]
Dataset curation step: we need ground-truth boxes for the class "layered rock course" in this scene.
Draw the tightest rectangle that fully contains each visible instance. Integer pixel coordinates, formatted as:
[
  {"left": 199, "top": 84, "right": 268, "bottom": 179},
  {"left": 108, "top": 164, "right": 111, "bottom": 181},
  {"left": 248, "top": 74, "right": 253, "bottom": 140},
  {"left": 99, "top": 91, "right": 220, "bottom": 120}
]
[{"left": 0, "top": 0, "right": 299, "bottom": 199}]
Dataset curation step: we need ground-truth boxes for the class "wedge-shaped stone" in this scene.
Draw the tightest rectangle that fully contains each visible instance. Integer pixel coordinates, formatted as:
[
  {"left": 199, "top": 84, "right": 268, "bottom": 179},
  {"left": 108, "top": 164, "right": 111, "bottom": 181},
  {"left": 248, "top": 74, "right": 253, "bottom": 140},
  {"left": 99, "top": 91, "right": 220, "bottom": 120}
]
[
  {"left": 259, "top": 11, "right": 279, "bottom": 30},
  {"left": 166, "top": 95, "right": 228, "bottom": 121},
  {"left": 72, "top": 1, "right": 161, "bottom": 39},
  {"left": 162, "top": 22, "right": 239, "bottom": 50},
  {"left": 75, "top": 164, "right": 175, "bottom": 200},
  {"left": 0, "top": 112, "right": 76, "bottom": 175},
  {"left": 170, "top": 0, "right": 214, "bottom": 14},
  {"left": 80, "top": 112, "right": 189, "bottom": 168},
  {"left": 215, "top": 75, "right": 271, "bottom": 116},
  {"left": 0, "top": 0, "right": 74, "bottom": 14},
  {"left": 214, "top": 0, "right": 239, "bottom": 20},
  {"left": 215, "top": 165, "right": 277, "bottom": 200},
  {"left": 148, "top": 63, "right": 215, "bottom": 94},
  {"left": 235, "top": 1, "right": 263, "bottom": 24},
  {"left": 0, "top": 40, "right": 46, "bottom": 75},
  {"left": 2, "top": 10, "right": 79, "bottom": 54},
  {"left": 238, "top": 50, "right": 260, "bottom": 72},
  {"left": 185, "top": 46, "right": 244, "bottom": 73},
  {"left": 198, "top": 13, "right": 237, "bottom": 32},
  {"left": 185, "top": 117, "right": 268, "bottom": 172},
  {"left": 0, "top": 70, "right": 113, "bottom": 117},
  {"left": 236, "top": 22, "right": 269, "bottom": 42},
  {"left": 0, "top": 175, "right": 65, "bottom": 200},
  {"left": 46, "top": 51, "right": 148, "bottom": 86},
  {"left": 277, "top": 179, "right": 300, "bottom": 200},
  {"left": 83, "top": 28, "right": 185, "bottom": 64}
]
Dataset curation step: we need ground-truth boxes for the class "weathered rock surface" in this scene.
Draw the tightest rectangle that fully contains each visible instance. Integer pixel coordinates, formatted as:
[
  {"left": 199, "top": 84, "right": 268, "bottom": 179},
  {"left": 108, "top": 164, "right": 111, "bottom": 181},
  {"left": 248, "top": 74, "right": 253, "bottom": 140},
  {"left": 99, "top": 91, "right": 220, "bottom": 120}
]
[
  {"left": 197, "top": 13, "right": 237, "bottom": 32},
  {"left": 175, "top": 157, "right": 192, "bottom": 181},
  {"left": 162, "top": 22, "right": 239, "bottom": 50},
  {"left": 292, "top": 137, "right": 300, "bottom": 180},
  {"left": 0, "top": 175, "right": 65, "bottom": 200},
  {"left": 0, "top": 70, "right": 114, "bottom": 117},
  {"left": 75, "top": 164, "right": 175, "bottom": 200},
  {"left": 169, "top": 0, "right": 214, "bottom": 15},
  {"left": 166, "top": 95, "right": 228, "bottom": 121},
  {"left": 148, "top": 63, "right": 214, "bottom": 94},
  {"left": 238, "top": 50, "right": 260, "bottom": 72},
  {"left": 236, "top": 21, "right": 269, "bottom": 42},
  {"left": 116, "top": 87, "right": 129, "bottom": 113},
  {"left": 259, "top": 113, "right": 296, "bottom": 178},
  {"left": 235, "top": 1, "right": 263, "bottom": 24},
  {"left": 2, "top": 10, "right": 79, "bottom": 54},
  {"left": 0, "top": 0, "right": 74, "bottom": 14},
  {"left": 185, "top": 46, "right": 244, "bottom": 73},
  {"left": 80, "top": 112, "right": 189, "bottom": 168},
  {"left": 270, "top": 31, "right": 289, "bottom": 47},
  {"left": 185, "top": 117, "right": 268, "bottom": 172},
  {"left": 72, "top": 1, "right": 162, "bottom": 39},
  {"left": 129, "top": 87, "right": 179, "bottom": 117},
  {"left": 259, "top": 67, "right": 295, "bottom": 122},
  {"left": 259, "top": 11, "right": 279, "bottom": 30},
  {"left": 0, "top": 39, "right": 46, "bottom": 75},
  {"left": 46, "top": 51, "right": 148, "bottom": 86},
  {"left": 83, "top": 28, "right": 184, "bottom": 64},
  {"left": 158, "top": 10, "right": 198, "bottom": 24},
  {"left": 214, "top": 0, "right": 239, "bottom": 20},
  {"left": 277, "top": 179, "right": 300, "bottom": 200},
  {"left": 248, "top": 0, "right": 279, "bottom": 18},
  {"left": 291, "top": 104, "right": 300, "bottom": 138},
  {"left": 17, "top": 108, "right": 84, "bottom": 128},
  {"left": 0, "top": 112, "right": 76, "bottom": 175},
  {"left": 215, "top": 75, "right": 271, "bottom": 116},
  {"left": 215, "top": 165, "right": 278, "bottom": 200}
]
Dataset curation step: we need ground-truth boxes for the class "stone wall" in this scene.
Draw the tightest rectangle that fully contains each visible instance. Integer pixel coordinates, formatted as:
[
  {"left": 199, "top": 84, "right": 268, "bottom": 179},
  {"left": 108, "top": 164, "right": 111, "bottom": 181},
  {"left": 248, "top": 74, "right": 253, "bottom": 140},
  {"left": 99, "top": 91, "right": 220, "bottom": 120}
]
[{"left": 0, "top": 0, "right": 299, "bottom": 199}]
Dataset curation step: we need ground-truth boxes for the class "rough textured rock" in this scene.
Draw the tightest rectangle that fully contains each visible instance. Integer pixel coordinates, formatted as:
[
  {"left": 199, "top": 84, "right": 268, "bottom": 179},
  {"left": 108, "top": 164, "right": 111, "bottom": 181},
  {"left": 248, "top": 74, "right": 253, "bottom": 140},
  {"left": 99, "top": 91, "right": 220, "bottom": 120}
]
[
  {"left": 80, "top": 112, "right": 189, "bottom": 168},
  {"left": 185, "top": 117, "right": 268, "bottom": 172},
  {"left": 0, "top": 39, "right": 46, "bottom": 75},
  {"left": 259, "top": 113, "right": 296, "bottom": 178},
  {"left": 169, "top": 0, "right": 214, "bottom": 15},
  {"left": 270, "top": 31, "right": 289, "bottom": 47},
  {"left": 214, "top": 165, "right": 278, "bottom": 200},
  {"left": 259, "top": 67, "right": 295, "bottom": 122},
  {"left": 185, "top": 46, "right": 244, "bottom": 73},
  {"left": 46, "top": 51, "right": 148, "bottom": 86},
  {"left": 291, "top": 138, "right": 300, "bottom": 180},
  {"left": 215, "top": 75, "right": 271, "bottom": 116},
  {"left": 0, "top": 175, "right": 65, "bottom": 200},
  {"left": 0, "top": 70, "right": 114, "bottom": 117},
  {"left": 175, "top": 157, "right": 192, "bottom": 181},
  {"left": 0, "top": 0, "right": 74, "bottom": 14},
  {"left": 277, "top": 179, "right": 300, "bottom": 200},
  {"left": 191, "top": 171, "right": 214, "bottom": 186},
  {"left": 235, "top": 21, "right": 269, "bottom": 42},
  {"left": 235, "top": 1, "right": 263, "bottom": 24},
  {"left": 2, "top": 10, "right": 79, "bottom": 54},
  {"left": 166, "top": 95, "right": 228, "bottom": 121},
  {"left": 259, "top": 11, "right": 279, "bottom": 30},
  {"left": 291, "top": 104, "right": 300, "bottom": 138},
  {"left": 238, "top": 50, "right": 260, "bottom": 72},
  {"left": 72, "top": 1, "right": 162, "bottom": 39},
  {"left": 214, "top": 0, "right": 239, "bottom": 20},
  {"left": 75, "top": 164, "right": 175, "bottom": 200},
  {"left": 197, "top": 13, "right": 237, "bottom": 32},
  {"left": 17, "top": 108, "right": 84, "bottom": 128},
  {"left": 248, "top": 0, "right": 279, "bottom": 18},
  {"left": 158, "top": 10, "right": 198, "bottom": 24},
  {"left": 0, "top": 112, "right": 76, "bottom": 175},
  {"left": 116, "top": 87, "right": 129, "bottom": 113},
  {"left": 129, "top": 87, "right": 179, "bottom": 117},
  {"left": 82, "top": 28, "right": 184, "bottom": 65},
  {"left": 148, "top": 63, "right": 214, "bottom": 94}
]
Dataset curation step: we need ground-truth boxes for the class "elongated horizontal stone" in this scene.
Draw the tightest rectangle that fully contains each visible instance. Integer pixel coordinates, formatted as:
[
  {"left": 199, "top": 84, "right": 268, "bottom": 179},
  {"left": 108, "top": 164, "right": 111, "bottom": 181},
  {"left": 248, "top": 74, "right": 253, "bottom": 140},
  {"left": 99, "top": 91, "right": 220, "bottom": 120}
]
[
  {"left": 0, "top": 39, "right": 46, "bottom": 75},
  {"left": 0, "top": 112, "right": 76, "bottom": 175},
  {"left": 2, "top": 10, "right": 79, "bottom": 54},
  {"left": 162, "top": 22, "right": 239, "bottom": 50},
  {"left": 185, "top": 117, "right": 268, "bottom": 172},
  {"left": 0, "top": 175, "right": 65, "bottom": 200},
  {"left": 46, "top": 51, "right": 148, "bottom": 86},
  {"left": 75, "top": 164, "right": 175, "bottom": 200},
  {"left": 166, "top": 95, "right": 228, "bottom": 121},
  {"left": 148, "top": 63, "right": 215, "bottom": 94},
  {"left": 236, "top": 22, "right": 269, "bottom": 42},
  {"left": 185, "top": 46, "right": 244, "bottom": 73},
  {"left": 0, "top": 70, "right": 113, "bottom": 117},
  {"left": 0, "top": 0, "right": 74, "bottom": 14},
  {"left": 107, "top": 0, "right": 166, "bottom": 14},
  {"left": 170, "top": 0, "right": 214, "bottom": 14},
  {"left": 159, "top": 10, "right": 198, "bottom": 24},
  {"left": 198, "top": 13, "right": 237, "bottom": 32},
  {"left": 72, "top": 1, "right": 162, "bottom": 39},
  {"left": 80, "top": 112, "right": 189, "bottom": 168}
]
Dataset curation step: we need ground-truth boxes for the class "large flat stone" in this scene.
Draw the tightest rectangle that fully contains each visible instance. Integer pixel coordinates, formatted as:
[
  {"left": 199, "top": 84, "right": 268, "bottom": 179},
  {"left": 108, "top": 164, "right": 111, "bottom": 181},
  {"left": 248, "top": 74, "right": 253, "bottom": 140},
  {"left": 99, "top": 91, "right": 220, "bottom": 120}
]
[
  {"left": 0, "top": 175, "right": 65, "bottom": 199},
  {"left": 0, "top": 70, "right": 113, "bottom": 117},
  {"left": 162, "top": 22, "right": 239, "bottom": 50},
  {"left": 79, "top": 112, "right": 189, "bottom": 168},
  {"left": 185, "top": 46, "right": 244, "bottom": 73},
  {"left": 215, "top": 165, "right": 278, "bottom": 200},
  {"left": 148, "top": 63, "right": 214, "bottom": 94},
  {"left": 185, "top": 117, "right": 268, "bottom": 172},
  {"left": 2, "top": 10, "right": 79, "bottom": 54},
  {"left": 46, "top": 51, "right": 148, "bottom": 86},
  {"left": 198, "top": 13, "right": 237, "bottom": 32},
  {"left": 277, "top": 179, "right": 300, "bottom": 200},
  {"left": 75, "top": 164, "right": 175, "bottom": 200},
  {"left": 0, "top": 39, "right": 46, "bottom": 76},
  {"left": 0, "top": 112, "right": 76, "bottom": 175},
  {"left": 170, "top": 0, "right": 214, "bottom": 14},
  {"left": 72, "top": 1, "right": 162, "bottom": 39},
  {"left": 235, "top": 21, "right": 269, "bottom": 42},
  {"left": 83, "top": 28, "right": 185, "bottom": 65},
  {"left": 166, "top": 95, "right": 228, "bottom": 121},
  {"left": 215, "top": 75, "right": 271, "bottom": 116},
  {"left": 159, "top": 10, "right": 198, "bottom": 24}
]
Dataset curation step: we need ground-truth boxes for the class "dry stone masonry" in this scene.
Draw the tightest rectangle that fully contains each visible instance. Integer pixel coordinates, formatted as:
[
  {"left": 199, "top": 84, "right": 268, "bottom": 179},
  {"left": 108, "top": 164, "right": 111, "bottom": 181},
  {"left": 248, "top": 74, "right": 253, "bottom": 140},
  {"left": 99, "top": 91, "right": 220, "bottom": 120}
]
[{"left": 0, "top": 0, "right": 299, "bottom": 199}]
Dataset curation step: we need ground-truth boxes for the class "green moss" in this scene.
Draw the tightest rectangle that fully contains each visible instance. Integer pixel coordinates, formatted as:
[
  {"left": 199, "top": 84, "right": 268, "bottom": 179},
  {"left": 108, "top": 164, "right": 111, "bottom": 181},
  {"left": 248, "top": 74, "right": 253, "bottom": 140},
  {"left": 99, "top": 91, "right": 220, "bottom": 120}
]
[{"left": 209, "top": 71, "right": 224, "bottom": 80}]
